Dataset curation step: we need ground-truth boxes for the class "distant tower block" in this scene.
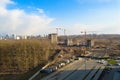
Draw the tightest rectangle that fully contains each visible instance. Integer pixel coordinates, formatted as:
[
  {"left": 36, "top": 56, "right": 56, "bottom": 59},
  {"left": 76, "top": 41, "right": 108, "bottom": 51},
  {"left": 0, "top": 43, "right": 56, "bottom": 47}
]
[
  {"left": 86, "top": 39, "right": 94, "bottom": 47},
  {"left": 65, "top": 39, "right": 73, "bottom": 46},
  {"left": 48, "top": 33, "right": 58, "bottom": 44}
]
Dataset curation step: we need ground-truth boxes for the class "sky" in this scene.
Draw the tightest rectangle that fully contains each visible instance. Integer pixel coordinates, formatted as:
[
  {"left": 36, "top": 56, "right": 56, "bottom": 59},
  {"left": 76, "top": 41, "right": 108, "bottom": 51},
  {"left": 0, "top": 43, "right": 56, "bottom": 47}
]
[{"left": 0, "top": 0, "right": 120, "bottom": 35}]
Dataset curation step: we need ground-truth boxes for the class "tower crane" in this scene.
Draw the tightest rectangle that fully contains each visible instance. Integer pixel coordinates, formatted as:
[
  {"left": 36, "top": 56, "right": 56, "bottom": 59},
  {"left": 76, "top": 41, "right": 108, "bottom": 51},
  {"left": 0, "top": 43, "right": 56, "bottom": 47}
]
[
  {"left": 56, "top": 28, "right": 66, "bottom": 36},
  {"left": 81, "top": 30, "right": 96, "bottom": 41}
]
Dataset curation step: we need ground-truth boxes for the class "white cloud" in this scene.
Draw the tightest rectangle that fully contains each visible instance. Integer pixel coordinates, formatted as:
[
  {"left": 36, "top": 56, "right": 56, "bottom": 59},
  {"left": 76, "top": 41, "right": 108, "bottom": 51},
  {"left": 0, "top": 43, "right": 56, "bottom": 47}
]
[
  {"left": 36, "top": 8, "right": 44, "bottom": 14},
  {"left": 0, "top": 0, "right": 54, "bottom": 35},
  {"left": 0, "top": 0, "right": 15, "bottom": 7},
  {"left": 0, "top": 0, "right": 14, "bottom": 4}
]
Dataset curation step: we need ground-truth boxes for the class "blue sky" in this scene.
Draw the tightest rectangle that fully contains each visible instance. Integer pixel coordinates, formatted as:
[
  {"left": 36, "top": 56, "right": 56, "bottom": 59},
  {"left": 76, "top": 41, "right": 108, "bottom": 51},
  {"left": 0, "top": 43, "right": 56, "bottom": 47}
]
[{"left": 0, "top": 0, "right": 120, "bottom": 35}]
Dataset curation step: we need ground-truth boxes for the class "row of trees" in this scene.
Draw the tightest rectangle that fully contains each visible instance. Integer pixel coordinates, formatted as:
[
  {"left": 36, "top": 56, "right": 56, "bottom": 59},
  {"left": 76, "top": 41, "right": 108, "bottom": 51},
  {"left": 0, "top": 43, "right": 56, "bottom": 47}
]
[{"left": 0, "top": 39, "right": 55, "bottom": 73}]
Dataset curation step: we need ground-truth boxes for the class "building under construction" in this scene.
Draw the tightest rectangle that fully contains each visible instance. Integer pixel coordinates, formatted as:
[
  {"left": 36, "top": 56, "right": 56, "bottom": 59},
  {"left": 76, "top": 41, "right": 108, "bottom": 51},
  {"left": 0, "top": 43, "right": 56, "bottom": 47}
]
[
  {"left": 48, "top": 33, "right": 58, "bottom": 44},
  {"left": 65, "top": 38, "right": 73, "bottom": 46},
  {"left": 86, "top": 39, "right": 94, "bottom": 47}
]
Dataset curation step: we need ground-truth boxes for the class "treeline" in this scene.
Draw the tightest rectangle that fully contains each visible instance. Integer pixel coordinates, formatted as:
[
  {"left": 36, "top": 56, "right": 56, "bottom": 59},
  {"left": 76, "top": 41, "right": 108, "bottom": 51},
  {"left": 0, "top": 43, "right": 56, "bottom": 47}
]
[{"left": 0, "top": 39, "right": 55, "bottom": 73}]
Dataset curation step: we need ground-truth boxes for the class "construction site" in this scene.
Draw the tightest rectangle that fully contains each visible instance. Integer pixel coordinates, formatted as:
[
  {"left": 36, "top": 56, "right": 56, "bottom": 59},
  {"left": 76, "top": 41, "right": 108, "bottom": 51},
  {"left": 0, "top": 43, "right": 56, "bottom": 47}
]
[{"left": 0, "top": 28, "right": 120, "bottom": 80}]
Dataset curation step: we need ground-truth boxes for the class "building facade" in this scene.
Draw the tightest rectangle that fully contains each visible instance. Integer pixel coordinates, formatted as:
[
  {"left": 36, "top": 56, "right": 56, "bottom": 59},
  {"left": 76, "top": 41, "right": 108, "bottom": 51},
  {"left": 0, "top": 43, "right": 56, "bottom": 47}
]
[{"left": 48, "top": 33, "right": 58, "bottom": 44}]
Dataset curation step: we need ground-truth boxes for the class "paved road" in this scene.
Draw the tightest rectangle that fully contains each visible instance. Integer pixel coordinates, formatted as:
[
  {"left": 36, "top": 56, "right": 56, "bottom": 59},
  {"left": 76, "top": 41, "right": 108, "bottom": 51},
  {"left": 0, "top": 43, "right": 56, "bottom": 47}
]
[
  {"left": 113, "top": 71, "right": 120, "bottom": 80},
  {"left": 66, "top": 60, "right": 105, "bottom": 80},
  {"left": 92, "top": 66, "right": 105, "bottom": 80},
  {"left": 64, "top": 60, "right": 97, "bottom": 80},
  {"left": 41, "top": 59, "right": 84, "bottom": 80},
  {"left": 41, "top": 58, "right": 104, "bottom": 80},
  {"left": 84, "top": 65, "right": 100, "bottom": 80},
  {"left": 103, "top": 66, "right": 120, "bottom": 80}
]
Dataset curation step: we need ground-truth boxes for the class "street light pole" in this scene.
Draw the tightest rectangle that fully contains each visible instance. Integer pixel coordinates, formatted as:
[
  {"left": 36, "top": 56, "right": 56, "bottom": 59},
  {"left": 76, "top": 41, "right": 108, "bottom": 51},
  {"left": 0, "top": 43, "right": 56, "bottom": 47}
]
[{"left": 85, "top": 55, "right": 86, "bottom": 72}]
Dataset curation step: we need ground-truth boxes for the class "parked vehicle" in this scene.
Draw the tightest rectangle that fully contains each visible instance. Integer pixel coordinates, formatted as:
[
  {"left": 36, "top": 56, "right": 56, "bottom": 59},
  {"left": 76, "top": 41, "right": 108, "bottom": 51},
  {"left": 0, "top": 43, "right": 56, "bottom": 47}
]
[
  {"left": 74, "top": 57, "right": 81, "bottom": 60},
  {"left": 55, "top": 63, "right": 62, "bottom": 68},
  {"left": 105, "top": 67, "right": 112, "bottom": 73},
  {"left": 107, "top": 70, "right": 110, "bottom": 73},
  {"left": 55, "top": 62, "right": 65, "bottom": 68},
  {"left": 117, "top": 63, "right": 120, "bottom": 66},
  {"left": 69, "top": 58, "right": 74, "bottom": 62},
  {"left": 64, "top": 59, "right": 70, "bottom": 64},
  {"left": 40, "top": 68, "right": 53, "bottom": 73},
  {"left": 59, "top": 62, "right": 66, "bottom": 66},
  {"left": 98, "top": 60, "right": 105, "bottom": 64},
  {"left": 49, "top": 66, "right": 58, "bottom": 71},
  {"left": 116, "top": 57, "right": 120, "bottom": 60},
  {"left": 72, "top": 56, "right": 76, "bottom": 60},
  {"left": 117, "top": 70, "right": 120, "bottom": 73},
  {"left": 107, "top": 64, "right": 113, "bottom": 66}
]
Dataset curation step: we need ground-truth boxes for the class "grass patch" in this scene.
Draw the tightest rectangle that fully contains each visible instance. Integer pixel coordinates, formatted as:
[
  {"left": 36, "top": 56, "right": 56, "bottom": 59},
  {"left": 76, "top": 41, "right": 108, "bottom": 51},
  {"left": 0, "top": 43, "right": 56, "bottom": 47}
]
[{"left": 108, "top": 59, "right": 117, "bottom": 65}]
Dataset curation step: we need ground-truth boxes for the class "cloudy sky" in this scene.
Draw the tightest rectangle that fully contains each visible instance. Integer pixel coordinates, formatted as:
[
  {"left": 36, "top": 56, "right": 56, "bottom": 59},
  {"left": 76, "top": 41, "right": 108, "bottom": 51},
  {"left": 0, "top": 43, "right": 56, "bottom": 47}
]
[{"left": 0, "top": 0, "right": 120, "bottom": 35}]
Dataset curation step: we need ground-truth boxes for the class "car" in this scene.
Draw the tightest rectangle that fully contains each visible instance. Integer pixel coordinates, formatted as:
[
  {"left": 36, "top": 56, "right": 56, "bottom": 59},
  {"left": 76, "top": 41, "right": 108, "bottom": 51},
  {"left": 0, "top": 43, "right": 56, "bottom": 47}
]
[
  {"left": 98, "top": 60, "right": 104, "bottom": 64},
  {"left": 107, "top": 70, "right": 110, "bottom": 73},
  {"left": 109, "top": 68, "right": 112, "bottom": 70},
  {"left": 77, "top": 57, "right": 82, "bottom": 60},
  {"left": 117, "top": 63, "right": 120, "bottom": 66},
  {"left": 72, "top": 56, "right": 76, "bottom": 59},
  {"left": 107, "top": 64, "right": 113, "bottom": 66},
  {"left": 107, "top": 68, "right": 112, "bottom": 70},
  {"left": 117, "top": 70, "right": 120, "bottom": 73},
  {"left": 74, "top": 57, "right": 80, "bottom": 60},
  {"left": 49, "top": 66, "right": 58, "bottom": 71},
  {"left": 69, "top": 59, "right": 74, "bottom": 62},
  {"left": 59, "top": 62, "right": 66, "bottom": 66},
  {"left": 116, "top": 57, "right": 120, "bottom": 60},
  {"left": 55, "top": 63, "right": 62, "bottom": 68},
  {"left": 40, "top": 68, "right": 53, "bottom": 73},
  {"left": 55, "top": 62, "right": 66, "bottom": 68},
  {"left": 64, "top": 59, "right": 70, "bottom": 64}
]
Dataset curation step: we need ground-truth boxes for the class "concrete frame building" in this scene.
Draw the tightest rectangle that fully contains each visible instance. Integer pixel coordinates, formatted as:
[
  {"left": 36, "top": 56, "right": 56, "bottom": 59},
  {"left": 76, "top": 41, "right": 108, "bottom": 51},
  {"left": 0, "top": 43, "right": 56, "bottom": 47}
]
[
  {"left": 48, "top": 33, "right": 58, "bottom": 44},
  {"left": 86, "top": 39, "right": 94, "bottom": 47},
  {"left": 65, "top": 39, "right": 73, "bottom": 46}
]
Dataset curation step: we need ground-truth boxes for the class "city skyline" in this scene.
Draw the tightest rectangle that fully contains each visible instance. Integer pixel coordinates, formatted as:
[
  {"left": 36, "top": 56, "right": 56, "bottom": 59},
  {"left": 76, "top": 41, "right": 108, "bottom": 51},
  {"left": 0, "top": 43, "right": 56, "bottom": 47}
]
[{"left": 0, "top": 0, "right": 120, "bottom": 35}]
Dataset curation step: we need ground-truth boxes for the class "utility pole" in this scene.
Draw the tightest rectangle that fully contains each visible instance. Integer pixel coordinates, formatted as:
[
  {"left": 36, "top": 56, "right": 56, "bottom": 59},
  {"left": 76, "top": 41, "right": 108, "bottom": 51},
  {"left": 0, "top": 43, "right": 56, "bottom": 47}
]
[{"left": 81, "top": 30, "right": 87, "bottom": 72}]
